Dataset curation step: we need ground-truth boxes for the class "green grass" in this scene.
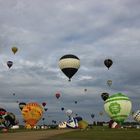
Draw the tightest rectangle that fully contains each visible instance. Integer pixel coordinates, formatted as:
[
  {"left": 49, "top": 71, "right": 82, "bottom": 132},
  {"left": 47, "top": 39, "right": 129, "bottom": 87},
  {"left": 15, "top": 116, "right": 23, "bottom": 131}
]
[{"left": 48, "top": 127, "right": 140, "bottom": 140}]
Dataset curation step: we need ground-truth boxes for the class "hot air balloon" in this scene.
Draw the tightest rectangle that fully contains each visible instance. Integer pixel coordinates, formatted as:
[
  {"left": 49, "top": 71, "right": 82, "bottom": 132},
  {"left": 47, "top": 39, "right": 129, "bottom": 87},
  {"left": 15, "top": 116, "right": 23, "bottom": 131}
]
[
  {"left": 66, "top": 117, "right": 78, "bottom": 128},
  {"left": 66, "top": 109, "right": 73, "bottom": 117},
  {"left": 109, "top": 120, "right": 120, "bottom": 128},
  {"left": 74, "top": 101, "right": 77, "bottom": 104},
  {"left": 61, "top": 107, "right": 64, "bottom": 111},
  {"left": 0, "top": 109, "right": 17, "bottom": 128},
  {"left": 0, "top": 108, "right": 6, "bottom": 116},
  {"left": 84, "top": 89, "right": 87, "bottom": 92},
  {"left": 7, "top": 61, "right": 13, "bottom": 68},
  {"left": 55, "top": 93, "right": 60, "bottom": 99},
  {"left": 3, "top": 112, "right": 17, "bottom": 128},
  {"left": 78, "top": 120, "right": 88, "bottom": 129},
  {"left": 19, "top": 102, "right": 26, "bottom": 111},
  {"left": 58, "top": 121, "right": 67, "bottom": 129},
  {"left": 42, "top": 102, "right": 46, "bottom": 107},
  {"left": 91, "top": 114, "right": 95, "bottom": 119},
  {"left": 99, "top": 112, "right": 103, "bottom": 116},
  {"left": 101, "top": 92, "right": 109, "bottom": 101},
  {"left": 21, "top": 102, "right": 43, "bottom": 128},
  {"left": 107, "top": 80, "right": 112, "bottom": 87},
  {"left": 104, "top": 93, "right": 132, "bottom": 124},
  {"left": 44, "top": 108, "right": 48, "bottom": 112},
  {"left": 104, "top": 59, "right": 113, "bottom": 69},
  {"left": 58, "top": 54, "right": 80, "bottom": 81},
  {"left": 11, "top": 46, "right": 18, "bottom": 54},
  {"left": 133, "top": 110, "right": 140, "bottom": 122}
]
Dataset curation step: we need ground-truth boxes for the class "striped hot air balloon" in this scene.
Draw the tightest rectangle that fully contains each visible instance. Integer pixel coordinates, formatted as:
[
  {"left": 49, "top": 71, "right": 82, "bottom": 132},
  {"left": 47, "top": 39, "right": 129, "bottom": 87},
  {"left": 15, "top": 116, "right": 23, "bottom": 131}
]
[
  {"left": 133, "top": 110, "right": 140, "bottom": 122},
  {"left": 58, "top": 54, "right": 80, "bottom": 81},
  {"left": 104, "top": 93, "right": 132, "bottom": 124}
]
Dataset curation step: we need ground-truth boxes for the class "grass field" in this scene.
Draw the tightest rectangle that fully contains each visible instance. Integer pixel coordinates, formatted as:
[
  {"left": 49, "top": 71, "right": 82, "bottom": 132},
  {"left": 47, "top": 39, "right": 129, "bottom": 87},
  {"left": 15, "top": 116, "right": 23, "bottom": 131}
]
[
  {"left": 1, "top": 126, "right": 140, "bottom": 140},
  {"left": 47, "top": 127, "right": 140, "bottom": 140}
]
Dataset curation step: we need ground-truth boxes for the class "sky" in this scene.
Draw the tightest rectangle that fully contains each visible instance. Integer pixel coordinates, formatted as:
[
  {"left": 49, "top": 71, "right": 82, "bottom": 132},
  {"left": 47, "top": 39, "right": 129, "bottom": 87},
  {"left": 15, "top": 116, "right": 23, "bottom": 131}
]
[{"left": 0, "top": 0, "right": 140, "bottom": 125}]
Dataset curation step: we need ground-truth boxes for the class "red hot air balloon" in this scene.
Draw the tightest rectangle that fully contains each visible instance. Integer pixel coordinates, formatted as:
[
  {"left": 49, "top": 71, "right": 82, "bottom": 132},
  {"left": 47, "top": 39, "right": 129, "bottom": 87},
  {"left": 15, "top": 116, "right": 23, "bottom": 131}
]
[
  {"left": 56, "top": 93, "right": 60, "bottom": 99},
  {"left": 42, "top": 102, "right": 46, "bottom": 107}
]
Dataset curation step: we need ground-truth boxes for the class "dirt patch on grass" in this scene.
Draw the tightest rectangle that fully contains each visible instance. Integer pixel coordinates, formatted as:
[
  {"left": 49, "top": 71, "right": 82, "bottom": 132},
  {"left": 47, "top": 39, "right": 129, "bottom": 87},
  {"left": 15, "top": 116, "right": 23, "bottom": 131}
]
[{"left": 0, "top": 129, "right": 74, "bottom": 140}]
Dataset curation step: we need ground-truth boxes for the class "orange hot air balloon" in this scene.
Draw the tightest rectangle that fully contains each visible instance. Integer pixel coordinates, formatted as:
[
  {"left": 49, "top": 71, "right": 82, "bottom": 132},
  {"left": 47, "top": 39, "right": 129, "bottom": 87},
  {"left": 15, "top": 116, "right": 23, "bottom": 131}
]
[
  {"left": 21, "top": 102, "right": 43, "bottom": 128},
  {"left": 11, "top": 46, "right": 18, "bottom": 54}
]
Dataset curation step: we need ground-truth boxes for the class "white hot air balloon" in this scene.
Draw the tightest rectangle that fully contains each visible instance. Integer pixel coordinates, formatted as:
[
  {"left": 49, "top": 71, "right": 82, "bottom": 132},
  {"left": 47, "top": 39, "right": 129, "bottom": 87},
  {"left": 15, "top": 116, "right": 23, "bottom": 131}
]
[
  {"left": 107, "top": 80, "right": 112, "bottom": 87},
  {"left": 66, "top": 109, "right": 73, "bottom": 117},
  {"left": 59, "top": 54, "right": 80, "bottom": 81},
  {"left": 104, "top": 93, "right": 132, "bottom": 124}
]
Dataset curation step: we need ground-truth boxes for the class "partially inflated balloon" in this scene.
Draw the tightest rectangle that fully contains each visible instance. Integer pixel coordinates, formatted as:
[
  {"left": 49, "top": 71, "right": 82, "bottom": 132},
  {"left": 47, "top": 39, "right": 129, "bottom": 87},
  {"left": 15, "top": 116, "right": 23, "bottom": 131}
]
[
  {"left": 3, "top": 112, "right": 16, "bottom": 127},
  {"left": 133, "top": 110, "right": 140, "bottom": 122},
  {"left": 78, "top": 120, "right": 88, "bottom": 129},
  {"left": 7, "top": 61, "right": 13, "bottom": 68},
  {"left": 104, "top": 59, "right": 113, "bottom": 69},
  {"left": 104, "top": 93, "right": 132, "bottom": 124},
  {"left": 59, "top": 54, "right": 80, "bottom": 81},
  {"left": 11, "top": 46, "right": 18, "bottom": 54},
  {"left": 21, "top": 102, "right": 43, "bottom": 128},
  {"left": 66, "top": 117, "right": 78, "bottom": 128},
  {"left": 0, "top": 108, "right": 6, "bottom": 116}
]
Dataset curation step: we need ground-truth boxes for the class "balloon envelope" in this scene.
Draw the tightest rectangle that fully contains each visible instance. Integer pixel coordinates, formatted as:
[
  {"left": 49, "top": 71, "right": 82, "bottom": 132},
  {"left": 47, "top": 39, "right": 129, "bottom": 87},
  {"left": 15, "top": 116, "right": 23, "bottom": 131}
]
[
  {"left": 55, "top": 93, "right": 60, "bottom": 99},
  {"left": 101, "top": 92, "right": 109, "bottom": 101},
  {"left": 66, "top": 117, "right": 78, "bottom": 128},
  {"left": 104, "top": 59, "right": 113, "bottom": 69},
  {"left": 133, "top": 110, "right": 140, "bottom": 122},
  {"left": 58, "top": 54, "right": 80, "bottom": 81},
  {"left": 42, "top": 102, "right": 46, "bottom": 107},
  {"left": 104, "top": 93, "right": 132, "bottom": 124},
  {"left": 0, "top": 108, "right": 6, "bottom": 115},
  {"left": 3, "top": 112, "right": 16, "bottom": 127},
  {"left": 78, "top": 120, "right": 88, "bottom": 129},
  {"left": 19, "top": 102, "right": 26, "bottom": 111},
  {"left": 74, "top": 101, "right": 77, "bottom": 104},
  {"left": 21, "top": 102, "right": 43, "bottom": 128},
  {"left": 66, "top": 109, "right": 73, "bottom": 117},
  {"left": 107, "top": 80, "right": 112, "bottom": 87},
  {"left": 61, "top": 107, "right": 64, "bottom": 111},
  {"left": 11, "top": 46, "right": 18, "bottom": 54},
  {"left": 7, "top": 61, "right": 13, "bottom": 68},
  {"left": 91, "top": 114, "right": 95, "bottom": 119}
]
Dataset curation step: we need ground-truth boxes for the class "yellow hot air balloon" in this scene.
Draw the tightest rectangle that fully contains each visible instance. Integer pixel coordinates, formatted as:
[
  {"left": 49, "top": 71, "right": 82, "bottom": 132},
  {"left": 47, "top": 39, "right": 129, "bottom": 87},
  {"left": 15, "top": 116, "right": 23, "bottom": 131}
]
[
  {"left": 78, "top": 120, "right": 88, "bottom": 129},
  {"left": 11, "top": 46, "right": 18, "bottom": 54},
  {"left": 21, "top": 102, "right": 43, "bottom": 128}
]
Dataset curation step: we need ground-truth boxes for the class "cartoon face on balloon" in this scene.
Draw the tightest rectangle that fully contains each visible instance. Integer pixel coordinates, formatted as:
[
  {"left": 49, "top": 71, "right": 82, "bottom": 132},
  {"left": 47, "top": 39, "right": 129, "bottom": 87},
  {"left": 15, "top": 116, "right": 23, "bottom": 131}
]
[{"left": 21, "top": 102, "right": 43, "bottom": 127}]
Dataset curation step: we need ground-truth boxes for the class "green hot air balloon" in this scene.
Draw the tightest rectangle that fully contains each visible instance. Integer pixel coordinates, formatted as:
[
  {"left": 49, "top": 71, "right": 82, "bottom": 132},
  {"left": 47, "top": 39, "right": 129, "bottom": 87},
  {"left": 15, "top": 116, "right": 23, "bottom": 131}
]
[{"left": 104, "top": 93, "right": 132, "bottom": 124}]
